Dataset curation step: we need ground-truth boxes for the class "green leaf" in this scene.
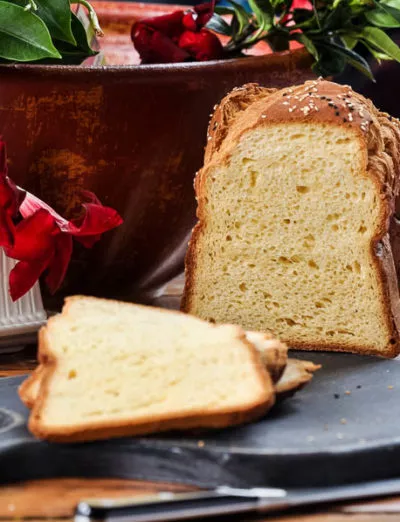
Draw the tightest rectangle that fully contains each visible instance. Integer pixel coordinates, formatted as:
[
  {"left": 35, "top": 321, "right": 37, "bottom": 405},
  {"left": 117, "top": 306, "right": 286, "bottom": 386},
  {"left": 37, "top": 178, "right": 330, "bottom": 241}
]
[
  {"left": 53, "top": 12, "right": 97, "bottom": 62},
  {"left": 292, "top": 32, "right": 319, "bottom": 58},
  {"left": 361, "top": 39, "right": 393, "bottom": 62},
  {"left": 0, "top": 1, "right": 61, "bottom": 61},
  {"left": 35, "top": 0, "right": 75, "bottom": 45},
  {"left": 341, "top": 33, "right": 358, "bottom": 49},
  {"left": 70, "top": 12, "right": 96, "bottom": 53},
  {"left": 215, "top": 5, "right": 236, "bottom": 15},
  {"left": 71, "top": 0, "right": 103, "bottom": 37},
  {"left": 321, "top": 41, "right": 374, "bottom": 79},
  {"left": 359, "top": 25, "right": 400, "bottom": 61},
  {"left": 206, "top": 13, "right": 233, "bottom": 36},
  {"left": 227, "top": 0, "right": 252, "bottom": 34},
  {"left": 291, "top": 9, "right": 317, "bottom": 29},
  {"left": 10, "top": 0, "right": 76, "bottom": 44},
  {"left": 366, "top": 0, "right": 400, "bottom": 27},
  {"left": 324, "top": 3, "right": 352, "bottom": 30},
  {"left": 313, "top": 46, "right": 347, "bottom": 76},
  {"left": 248, "top": 0, "right": 273, "bottom": 32}
]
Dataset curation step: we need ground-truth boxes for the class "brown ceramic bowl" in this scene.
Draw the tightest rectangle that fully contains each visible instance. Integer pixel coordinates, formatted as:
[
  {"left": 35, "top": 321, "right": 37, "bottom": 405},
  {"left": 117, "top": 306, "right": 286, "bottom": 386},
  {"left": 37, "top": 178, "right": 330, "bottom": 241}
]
[{"left": 0, "top": 2, "right": 314, "bottom": 309}]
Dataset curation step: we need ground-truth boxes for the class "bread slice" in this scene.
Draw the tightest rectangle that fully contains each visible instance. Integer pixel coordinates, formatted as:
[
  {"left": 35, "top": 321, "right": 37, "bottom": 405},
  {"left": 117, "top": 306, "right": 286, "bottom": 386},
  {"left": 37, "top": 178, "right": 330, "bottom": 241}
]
[
  {"left": 182, "top": 79, "right": 400, "bottom": 357},
  {"left": 27, "top": 296, "right": 274, "bottom": 442},
  {"left": 20, "top": 329, "right": 288, "bottom": 410},
  {"left": 245, "top": 331, "right": 288, "bottom": 383},
  {"left": 22, "top": 357, "right": 318, "bottom": 408},
  {"left": 19, "top": 365, "right": 44, "bottom": 409},
  {"left": 275, "top": 359, "right": 320, "bottom": 400}
]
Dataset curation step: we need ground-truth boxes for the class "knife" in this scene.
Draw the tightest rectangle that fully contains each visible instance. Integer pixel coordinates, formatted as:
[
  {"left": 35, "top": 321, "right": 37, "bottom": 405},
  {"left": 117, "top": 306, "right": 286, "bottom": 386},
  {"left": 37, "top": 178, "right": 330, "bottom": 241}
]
[{"left": 75, "top": 478, "right": 400, "bottom": 522}]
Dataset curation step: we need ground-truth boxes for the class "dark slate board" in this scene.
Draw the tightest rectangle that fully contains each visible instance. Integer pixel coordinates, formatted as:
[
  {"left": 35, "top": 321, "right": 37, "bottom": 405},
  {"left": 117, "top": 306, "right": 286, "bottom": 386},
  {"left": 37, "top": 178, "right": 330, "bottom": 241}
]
[{"left": 1, "top": 352, "right": 400, "bottom": 488}]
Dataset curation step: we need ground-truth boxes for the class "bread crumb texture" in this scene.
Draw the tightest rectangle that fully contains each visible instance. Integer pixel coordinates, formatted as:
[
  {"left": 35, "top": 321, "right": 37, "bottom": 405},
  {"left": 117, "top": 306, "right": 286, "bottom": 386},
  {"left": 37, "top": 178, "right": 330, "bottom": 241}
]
[
  {"left": 31, "top": 298, "right": 273, "bottom": 438},
  {"left": 183, "top": 80, "right": 400, "bottom": 356}
]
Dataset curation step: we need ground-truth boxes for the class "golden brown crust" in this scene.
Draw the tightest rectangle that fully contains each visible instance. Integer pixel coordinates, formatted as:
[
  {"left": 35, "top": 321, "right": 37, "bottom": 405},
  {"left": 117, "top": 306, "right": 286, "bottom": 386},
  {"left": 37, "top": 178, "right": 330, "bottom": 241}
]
[
  {"left": 28, "top": 296, "right": 275, "bottom": 443},
  {"left": 204, "top": 84, "right": 277, "bottom": 164},
  {"left": 204, "top": 80, "right": 400, "bottom": 196},
  {"left": 245, "top": 330, "right": 288, "bottom": 383},
  {"left": 29, "top": 400, "right": 272, "bottom": 443},
  {"left": 18, "top": 365, "right": 44, "bottom": 409},
  {"left": 275, "top": 359, "right": 321, "bottom": 401},
  {"left": 182, "top": 79, "right": 400, "bottom": 357}
]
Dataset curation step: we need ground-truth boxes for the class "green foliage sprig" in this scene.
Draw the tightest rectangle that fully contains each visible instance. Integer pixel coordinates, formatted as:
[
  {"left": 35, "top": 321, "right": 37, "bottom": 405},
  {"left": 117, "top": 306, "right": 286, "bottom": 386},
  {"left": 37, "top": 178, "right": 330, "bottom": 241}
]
[
  {"left": 207, "top": 0, "right": 400, "bottom": 79},
  {"left": 0, "top": 0, "right": 101, "bottom": 64}
]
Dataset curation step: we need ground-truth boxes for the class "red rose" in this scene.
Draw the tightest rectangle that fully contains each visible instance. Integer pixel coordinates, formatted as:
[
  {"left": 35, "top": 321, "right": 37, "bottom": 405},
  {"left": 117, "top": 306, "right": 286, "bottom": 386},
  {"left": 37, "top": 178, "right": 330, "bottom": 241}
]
[
  {"left": 182, "top": 3, "right": 214, "bottom": 31},
  {"left": 136, "top": 10, "right": 185, "bottom": 38},
  {"left": 131, "top": 2, "right": 223, "bottom": 64},
  {"left": 179, "top": 29, "right": 224, "bottom": 61},
  {"left": 132, "top": 22, "right": 190, "bottom": 63}
]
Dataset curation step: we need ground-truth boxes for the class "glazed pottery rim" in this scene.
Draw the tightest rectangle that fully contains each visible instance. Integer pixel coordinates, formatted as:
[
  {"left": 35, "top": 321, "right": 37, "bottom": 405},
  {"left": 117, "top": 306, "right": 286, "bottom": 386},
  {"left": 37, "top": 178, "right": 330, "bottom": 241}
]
[{"left": 0, "top": 48, "right": 310, "bottom": 75}]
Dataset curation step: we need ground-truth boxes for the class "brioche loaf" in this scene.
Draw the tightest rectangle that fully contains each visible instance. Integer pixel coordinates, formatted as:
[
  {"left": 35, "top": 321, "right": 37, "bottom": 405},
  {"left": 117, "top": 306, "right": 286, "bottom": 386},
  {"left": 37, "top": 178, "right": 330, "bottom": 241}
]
[
  {"left": 27, "top": 296, "right": 274, "bottom": 442},
  {"left": 182, "top": 79, "right": 400, "bottom": 357}
]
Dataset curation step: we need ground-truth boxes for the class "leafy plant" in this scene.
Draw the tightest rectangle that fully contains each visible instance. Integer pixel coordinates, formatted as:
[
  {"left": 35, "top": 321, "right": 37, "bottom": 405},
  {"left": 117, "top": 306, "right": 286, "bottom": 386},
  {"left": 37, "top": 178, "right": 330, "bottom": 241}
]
[
  {"left": 0, "top": 0, "right": 102, "bottom": 64},
  {"left": 207, "top": 0, "right": 400, "bottom": 78}
]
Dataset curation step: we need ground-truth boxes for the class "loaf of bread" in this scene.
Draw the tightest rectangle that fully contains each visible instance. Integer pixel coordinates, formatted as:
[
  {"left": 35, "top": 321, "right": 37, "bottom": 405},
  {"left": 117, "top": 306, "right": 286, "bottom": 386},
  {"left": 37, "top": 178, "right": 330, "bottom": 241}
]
[
  {"left": 182, "top": 79, "right": 400, "bottom": 357},
  {"left": 20, "top": 329, "right": 288, "bottom": 410},
  {"left": 26, "top": 296, "right": 275, "bottom": 442}
]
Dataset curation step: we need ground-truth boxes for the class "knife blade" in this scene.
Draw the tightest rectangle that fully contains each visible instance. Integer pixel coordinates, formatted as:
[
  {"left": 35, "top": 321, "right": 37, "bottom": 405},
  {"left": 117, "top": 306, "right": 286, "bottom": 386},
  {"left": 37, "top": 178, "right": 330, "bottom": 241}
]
[{"left": 75, "top": 478, "right": 400, "bottom": 522}]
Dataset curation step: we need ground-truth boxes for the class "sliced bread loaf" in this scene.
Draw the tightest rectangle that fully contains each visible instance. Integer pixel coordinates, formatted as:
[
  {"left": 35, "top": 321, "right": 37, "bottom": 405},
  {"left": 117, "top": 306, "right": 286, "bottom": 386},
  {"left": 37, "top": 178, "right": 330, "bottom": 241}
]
[
  {"left": 182, "top": 79, "right": 400, "bottom": 357},
  {"left": 27, "top": 296, "right": 274, "bottom": 442}
]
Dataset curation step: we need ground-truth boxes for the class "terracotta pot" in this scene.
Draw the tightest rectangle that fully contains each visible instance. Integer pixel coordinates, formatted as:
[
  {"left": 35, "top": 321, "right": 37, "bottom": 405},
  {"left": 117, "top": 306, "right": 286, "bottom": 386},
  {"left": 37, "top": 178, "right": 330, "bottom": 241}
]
[{"left": 0, "top": 2, "right": 314, "bottom": 309}]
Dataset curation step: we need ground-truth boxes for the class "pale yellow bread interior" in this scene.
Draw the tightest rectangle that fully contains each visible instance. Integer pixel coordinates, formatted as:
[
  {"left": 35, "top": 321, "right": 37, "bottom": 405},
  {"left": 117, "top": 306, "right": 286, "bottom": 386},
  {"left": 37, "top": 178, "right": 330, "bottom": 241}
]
[
  {"left": 28, "top": 297, "right": 274, "bottom": 441},
  {"left": 20, "top": 329, "right": 288, "bottom": 409},
  {"left": 183, "top": 80, "right": 400, "bottom": 356}
]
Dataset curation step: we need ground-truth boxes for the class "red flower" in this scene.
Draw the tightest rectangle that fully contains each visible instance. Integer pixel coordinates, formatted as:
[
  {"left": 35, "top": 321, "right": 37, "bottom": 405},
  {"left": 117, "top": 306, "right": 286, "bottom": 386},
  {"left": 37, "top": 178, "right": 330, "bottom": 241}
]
[
  {"left": 291, "top": 0, "right": 313, "bottom": 9},
  {"left": 182, "top": 3, "right": 214, "bottom": 31},
  {"left": 0, "top": 141, "right": 25, "bottom": 249},
  {"left": 0, "top": 141, "right": 123, "bottom": 301},
  {"left": 132, "top": 17, "right": 190, "bottom": 64},
  {"left": 131, "top": 2, "right": 223, "bottom": 64},
  {"left": 179, "top": 29, "right": 223, "bottom": 61}
]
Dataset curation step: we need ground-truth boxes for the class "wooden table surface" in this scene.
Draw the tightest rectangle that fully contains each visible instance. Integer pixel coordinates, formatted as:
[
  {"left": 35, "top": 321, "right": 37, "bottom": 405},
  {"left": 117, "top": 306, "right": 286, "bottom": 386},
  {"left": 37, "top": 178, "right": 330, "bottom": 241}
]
[{"left": 1, "top": 276, "right": 400, "bottom": 522}]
